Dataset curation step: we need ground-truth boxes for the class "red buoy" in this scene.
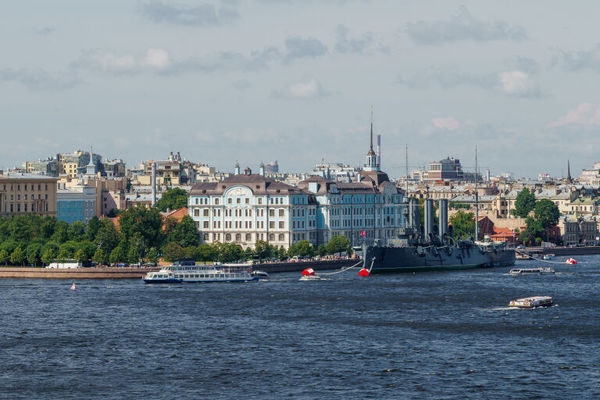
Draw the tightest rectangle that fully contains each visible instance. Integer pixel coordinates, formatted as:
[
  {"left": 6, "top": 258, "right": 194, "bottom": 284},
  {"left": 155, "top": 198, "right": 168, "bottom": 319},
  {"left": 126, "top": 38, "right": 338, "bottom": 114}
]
[
  {"left": 358, "top": 268, "right": 370, "bottom": 277},
  {"left": 301, "top": 268, "right": 315, "bottom": 276},
  {"left": 565, "top": 257, "right": 578, "bottom": 265}
]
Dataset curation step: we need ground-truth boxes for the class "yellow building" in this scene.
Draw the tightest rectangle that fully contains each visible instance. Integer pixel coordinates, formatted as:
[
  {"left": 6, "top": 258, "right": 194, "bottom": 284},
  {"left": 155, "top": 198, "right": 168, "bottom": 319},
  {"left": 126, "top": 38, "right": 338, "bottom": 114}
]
[{"left": 0, "top": 172, "right": 58, "bottom": 217}]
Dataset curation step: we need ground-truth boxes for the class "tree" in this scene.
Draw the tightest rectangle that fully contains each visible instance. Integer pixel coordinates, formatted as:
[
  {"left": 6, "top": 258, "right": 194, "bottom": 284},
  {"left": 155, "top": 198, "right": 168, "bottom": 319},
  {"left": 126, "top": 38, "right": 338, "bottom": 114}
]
[
  {"left": 520, "top": 216, "right": 543, "bottom": 245},
  {"left": 10, "top": 247, "right": 26, "bottom": 266},
  {"left": 513, "top": 188, "right": 536, "bottom": 218},
  {"left": 155, "top": 188, "right": 189, "bottom": 212},
  {"left": 289, "top": 240, "right": 315, "bottom": 258},
  {"left": 533, "top": 199, "right": 560, "bottom": 241},
  {"left": 325, "top": 236, "right": 350, "bottom": 255},
  {"left": 449, "top": 210, "right": 475, "bottom": 240},
  {"left": 165, "top": 215, "right": 199, "bottom": 247},
  {"left": 0, "top": 249, "right": 9, "bottom": 266}
]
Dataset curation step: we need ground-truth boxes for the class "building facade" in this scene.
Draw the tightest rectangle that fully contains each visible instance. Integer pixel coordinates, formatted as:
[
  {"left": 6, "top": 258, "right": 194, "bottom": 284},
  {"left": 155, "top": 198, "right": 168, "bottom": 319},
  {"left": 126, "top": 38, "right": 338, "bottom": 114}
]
[
  {"left": 56, "top": 182, "right": 97, "bottom": 224},
  {"left": 188, "top": 169, "right": 317, "bottom": 250},
  {"left": 0, "top": 172, "right": 58, "bottom": 217}
]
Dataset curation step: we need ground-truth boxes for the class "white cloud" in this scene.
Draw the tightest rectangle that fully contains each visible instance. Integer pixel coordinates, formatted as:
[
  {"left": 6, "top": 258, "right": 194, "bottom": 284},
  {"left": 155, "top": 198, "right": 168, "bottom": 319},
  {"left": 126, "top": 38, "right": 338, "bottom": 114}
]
[
  {"left": 498, "top": 70, "right": 540, "bottom": 97},
  {"left": 547, "top": 103, "right": 600, "bottom": 128},
  {"left": 143, "top": 48, "right": 170, "bottom": 70},
  {"left": 432, "top": 117, "right": 461, "bottom": 131},
  {"left": 75, "top": 48, "right": 170, "bottom": 74},
  {"left": 274, "top": 78, "right": 327, "bottom": 100}
]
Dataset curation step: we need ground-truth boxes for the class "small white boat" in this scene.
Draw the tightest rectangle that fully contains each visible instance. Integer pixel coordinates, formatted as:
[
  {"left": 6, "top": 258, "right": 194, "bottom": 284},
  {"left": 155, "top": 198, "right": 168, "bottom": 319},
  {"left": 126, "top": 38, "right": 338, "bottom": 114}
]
[
  {"left": 251, "top": 270, "right": 269, "bottom": 279},
  {"left": 508, "top": 296, "right": 553, "bottom": 309},
  {"left": 542, "top": 254, "right": 554, "bottom": 260},
  {"left": 508, "top": 267, "right": 555, "bottom": 275}
]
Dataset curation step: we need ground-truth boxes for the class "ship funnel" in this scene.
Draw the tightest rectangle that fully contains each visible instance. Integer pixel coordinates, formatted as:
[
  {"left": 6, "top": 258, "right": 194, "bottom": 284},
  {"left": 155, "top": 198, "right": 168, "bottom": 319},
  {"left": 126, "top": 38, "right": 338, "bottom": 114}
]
[
  {"left": 424, "top": 199, "right": 434, "bottom": 241},
  {"left": 438, "top": 199, "right": 448, "bottom": 237},
  {"left": 409, "top": 198, "right": 419, "bottom": 230}
]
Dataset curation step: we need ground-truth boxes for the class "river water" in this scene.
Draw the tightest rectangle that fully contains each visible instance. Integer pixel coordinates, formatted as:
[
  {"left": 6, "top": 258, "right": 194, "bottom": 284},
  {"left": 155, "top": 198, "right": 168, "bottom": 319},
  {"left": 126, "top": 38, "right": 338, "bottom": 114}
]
[{"left": 1, "top": 255, "right": 599, "bottom": 399}]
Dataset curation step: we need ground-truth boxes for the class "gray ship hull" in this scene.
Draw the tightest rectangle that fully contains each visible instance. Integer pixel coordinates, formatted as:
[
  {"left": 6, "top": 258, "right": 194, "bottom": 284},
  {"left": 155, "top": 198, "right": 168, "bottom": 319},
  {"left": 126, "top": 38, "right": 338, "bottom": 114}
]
[{"left": 364, "top": 244, "right": 515, "bottom": 274}]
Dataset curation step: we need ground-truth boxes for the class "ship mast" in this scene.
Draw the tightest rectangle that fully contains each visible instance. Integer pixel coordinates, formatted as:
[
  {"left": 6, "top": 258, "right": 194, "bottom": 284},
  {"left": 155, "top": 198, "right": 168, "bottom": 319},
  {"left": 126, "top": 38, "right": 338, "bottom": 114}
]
[{"left": 474, "top": 145, "right": 479, "bottom": 241}]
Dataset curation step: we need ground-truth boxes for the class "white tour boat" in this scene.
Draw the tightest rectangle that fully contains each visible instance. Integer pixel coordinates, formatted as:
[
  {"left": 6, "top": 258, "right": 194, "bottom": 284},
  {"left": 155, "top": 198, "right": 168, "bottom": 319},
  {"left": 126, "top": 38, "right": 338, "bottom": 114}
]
[
  {"left": 508, "top": 296, "right": 553, "bottom": 309},
  {"left": 508, "top": 267, "right": 555, "bottom": 275},
  {"left": 143, "top": 263, "right": 259, "bottom": 284}
]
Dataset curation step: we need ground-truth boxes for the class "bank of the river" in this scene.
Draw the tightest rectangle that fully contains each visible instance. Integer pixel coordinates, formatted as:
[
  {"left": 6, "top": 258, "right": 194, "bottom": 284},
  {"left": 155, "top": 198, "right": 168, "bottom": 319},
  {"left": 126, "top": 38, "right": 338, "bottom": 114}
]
[
  {"left": 0, "top": 258, "right": 361, "bottom": 279},
  {"left": 0, "top": 267, "right": 159, "bottom": 279}
]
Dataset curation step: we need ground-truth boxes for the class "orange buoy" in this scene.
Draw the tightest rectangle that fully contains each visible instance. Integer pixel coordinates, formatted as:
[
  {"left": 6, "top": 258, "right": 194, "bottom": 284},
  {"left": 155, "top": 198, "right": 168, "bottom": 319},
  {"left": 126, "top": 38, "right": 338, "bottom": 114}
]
[{"left": 358, "top": 268, "right": 370, "bottom": 277}]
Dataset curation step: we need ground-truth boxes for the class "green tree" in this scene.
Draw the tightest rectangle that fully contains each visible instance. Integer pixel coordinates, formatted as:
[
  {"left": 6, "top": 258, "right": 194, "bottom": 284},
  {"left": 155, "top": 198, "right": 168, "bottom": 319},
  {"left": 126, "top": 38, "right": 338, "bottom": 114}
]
[
  {"left": 325, "top": 235, "right": 351, "bottom": 255},
  {"left": 26, "top": 242, "right": 43, "bottom": 267},
  {"left": 163, "top": 242, "right": 186, "bottom": 262},
  {"left": 165, "top": 215, "right": 199, "bottom": 247},
  {"left": 146, "top": 247, "right": 160, "bottom": 264},
  {"left": 289, "top": 240, "right": 315, "bottom": 258},
  {"left": 520, "top": 216, "right": 544, "bottom": 245},
  {"left": 41, "top": 247, "right": 57, "bottom": 266},
  {"left": 449, "top": 210, "right": 475, "bottom": 240},
  {"left": 118, "top": 206, "right": 165, "bottom": 251},
  {"left": 155, "top": 188, "right": 189, "bottom": 212},
  {"left": 86, "top": 216, "right": 101, "bottom": 241},
  {"left": 10, "top": 247, "right": 26, "bottom": 266},
  {"left": 533, "top": 199, "right": 560, "bottom": 241},
  {"left": 513, "top": 188, "right": 536, "bottom": 218},
  {"left": 95, "top": 218, "right": 120, "bottom": 256},
  {"left": 0, "top": 249, "right": 9, "bottom": 265},
  {"left": 51, "top": 220, "right": 70, "bottom": 243},
  {"left": 92, "top": 248, "right": 108, "bottom": 265}
]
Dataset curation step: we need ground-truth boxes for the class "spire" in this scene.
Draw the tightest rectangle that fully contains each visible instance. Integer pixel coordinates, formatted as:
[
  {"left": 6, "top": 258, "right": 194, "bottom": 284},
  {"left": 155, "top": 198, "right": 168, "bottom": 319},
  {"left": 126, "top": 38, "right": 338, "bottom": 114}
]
[
  {"left": 364, "top": 106, "right": 379, "bottom": 172},
  {"left": 567, "top": 160, "right": 572, "bottom": 183}
]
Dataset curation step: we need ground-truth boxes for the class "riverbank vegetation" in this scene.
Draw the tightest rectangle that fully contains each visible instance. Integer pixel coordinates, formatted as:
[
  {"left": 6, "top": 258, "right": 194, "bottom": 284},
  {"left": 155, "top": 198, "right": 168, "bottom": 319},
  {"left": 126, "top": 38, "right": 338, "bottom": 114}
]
[{"left": 0, "top": 207, "right": 353, "bottom": 267}]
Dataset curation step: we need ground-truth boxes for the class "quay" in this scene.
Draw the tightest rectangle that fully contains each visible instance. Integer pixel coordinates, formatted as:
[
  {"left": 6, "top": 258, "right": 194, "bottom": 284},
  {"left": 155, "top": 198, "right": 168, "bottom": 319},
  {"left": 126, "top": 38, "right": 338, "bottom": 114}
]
[
  {"left": 516, "top": 245, "right": 600, "bottom": 259},
  {"left": 0, "top": 267, "right": 159, "bottom": 279},
  {"left": 0, "top": 259, "right": 360, "bottom": 279}
]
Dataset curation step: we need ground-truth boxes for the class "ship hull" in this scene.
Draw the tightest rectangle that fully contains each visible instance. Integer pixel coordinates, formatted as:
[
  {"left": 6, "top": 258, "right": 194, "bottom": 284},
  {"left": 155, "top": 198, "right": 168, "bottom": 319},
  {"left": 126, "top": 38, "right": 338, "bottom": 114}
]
[{"left": 364, "top": 245, "right": 515, "bottom": 274}]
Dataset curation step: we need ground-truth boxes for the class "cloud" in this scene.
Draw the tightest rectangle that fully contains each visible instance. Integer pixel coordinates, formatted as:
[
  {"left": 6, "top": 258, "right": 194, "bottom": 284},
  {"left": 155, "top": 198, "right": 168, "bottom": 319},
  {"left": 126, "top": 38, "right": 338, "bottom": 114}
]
[
  {"left": 432, "top": 117, "right": 461, "bottom": 131},
  {"left": 284, "top": 37, "right": 328, "bottom": 62},
  {"left": 398, "top": 67, "right": 541, "bottom": 97},
  {"left": 138, "top": 1, "right": 239, "bottom": 26},
  {"left": 551, "top": 44, "right": 600, "bottom": 71},
  {"left": 405, "top": 5, "right": 526, "bottom": 45},
  {"left": 74, "top": 48, "right": 170, "bottom": 74},
  {"left": 273, "top": 78, "right": 327, "bottom": 100},
  {"left": 334, "top": 25, "right": 374, "bottom": 54},
  {"left": 33, "top": 26, "right": 56, "bottom": 35},
  {"left": 0, "top": 67, "right": 80, "bottom": 91},
  {"left": 398, "top": 67, "right": 496, "bottom": 90},
  {"left": 498, "top": 70, "right": 540, "bottom": 97},
  {"left": 547, "top": 103, "right": 600, "bottom": 128}
]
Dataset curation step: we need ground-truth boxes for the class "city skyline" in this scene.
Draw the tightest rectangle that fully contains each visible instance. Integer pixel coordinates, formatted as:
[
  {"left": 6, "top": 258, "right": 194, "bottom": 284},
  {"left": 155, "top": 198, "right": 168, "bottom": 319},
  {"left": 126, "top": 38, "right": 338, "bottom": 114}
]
[{"left": 2, "top": 1, "right": 599, "bottom": 179}]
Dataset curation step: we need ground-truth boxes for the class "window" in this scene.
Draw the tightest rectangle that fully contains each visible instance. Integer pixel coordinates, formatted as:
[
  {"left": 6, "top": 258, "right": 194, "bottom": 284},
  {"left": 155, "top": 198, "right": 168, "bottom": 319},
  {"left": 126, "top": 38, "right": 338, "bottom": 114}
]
[{"left": 279, "top": 209, "right": 284, "bottom": 217}]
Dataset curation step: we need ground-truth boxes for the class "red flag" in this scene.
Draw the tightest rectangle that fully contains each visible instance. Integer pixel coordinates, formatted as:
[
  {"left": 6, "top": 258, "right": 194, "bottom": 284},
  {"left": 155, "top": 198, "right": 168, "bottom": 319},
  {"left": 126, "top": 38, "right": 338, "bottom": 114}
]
[{"left": 360, "top": 230, "right": 366, "bottom": 237}]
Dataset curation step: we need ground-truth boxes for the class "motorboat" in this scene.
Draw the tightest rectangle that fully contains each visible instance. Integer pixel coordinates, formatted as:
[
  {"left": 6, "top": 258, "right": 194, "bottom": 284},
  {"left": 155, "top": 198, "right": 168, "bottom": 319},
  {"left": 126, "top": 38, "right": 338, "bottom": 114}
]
[
  {"left": 508, "top": 296, "right": 553, "bottom": 309},
  {"left": 542, "top": 254, "right": 554, "bottom": 260},
  {"left": 508, "top": 267, "right": 555, "bottom": 275},
  {"left": 251, "top": 270, "right": 269, "bottom": 279}
]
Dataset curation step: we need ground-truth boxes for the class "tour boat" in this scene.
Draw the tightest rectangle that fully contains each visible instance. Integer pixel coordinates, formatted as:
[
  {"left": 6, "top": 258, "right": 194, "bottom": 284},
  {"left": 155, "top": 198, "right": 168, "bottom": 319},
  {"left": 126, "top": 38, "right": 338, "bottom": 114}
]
[
  {"left": 143, "top": 263, "right": 258, "bottom": 284},
  {"left": 508, "top": 296, "right": 553, "bottom": 309}
]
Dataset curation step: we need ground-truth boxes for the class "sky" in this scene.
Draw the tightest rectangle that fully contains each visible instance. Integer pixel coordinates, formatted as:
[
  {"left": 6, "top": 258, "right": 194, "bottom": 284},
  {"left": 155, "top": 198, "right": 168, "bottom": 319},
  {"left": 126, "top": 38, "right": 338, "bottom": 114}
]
[{"left": 2, "top": 1, "right": 600, "bottom": 180}]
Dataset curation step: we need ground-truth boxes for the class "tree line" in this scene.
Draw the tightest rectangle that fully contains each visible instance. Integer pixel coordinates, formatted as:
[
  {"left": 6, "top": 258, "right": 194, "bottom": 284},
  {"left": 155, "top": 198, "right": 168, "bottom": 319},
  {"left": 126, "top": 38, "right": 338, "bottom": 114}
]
[{"left": 0, "top": 203, "right": 353, "bottom": 267}]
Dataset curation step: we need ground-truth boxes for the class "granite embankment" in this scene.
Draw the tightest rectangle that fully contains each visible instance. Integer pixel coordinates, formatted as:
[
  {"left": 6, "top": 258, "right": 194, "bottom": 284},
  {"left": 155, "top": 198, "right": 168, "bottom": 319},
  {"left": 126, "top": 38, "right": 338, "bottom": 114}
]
[
  {"left": 0, "top": 258, "right": 361, "bottom": 279},
  {"left": 0, "top": 267, "right": 160, "bottom": 279}
]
